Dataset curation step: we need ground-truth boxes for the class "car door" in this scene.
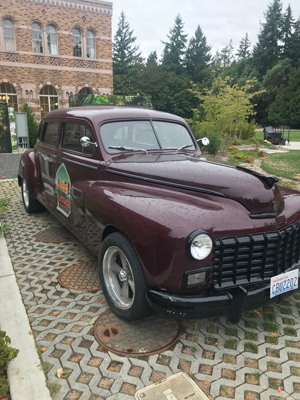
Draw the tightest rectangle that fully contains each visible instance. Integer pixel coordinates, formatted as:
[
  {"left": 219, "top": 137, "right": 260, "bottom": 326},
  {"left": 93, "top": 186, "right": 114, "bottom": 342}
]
[
  {"left": 38, "top": 120, "right": 60, "bottom": 209},
  {"left": 55, "top": 119, "right": 100, "bottom": 244}
]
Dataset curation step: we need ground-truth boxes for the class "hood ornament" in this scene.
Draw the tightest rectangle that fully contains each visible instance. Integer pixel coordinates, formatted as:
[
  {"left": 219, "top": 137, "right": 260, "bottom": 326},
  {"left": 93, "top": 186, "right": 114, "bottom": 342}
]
[{"left": 236, "top": 166, "right": 279, "bottom": 188}]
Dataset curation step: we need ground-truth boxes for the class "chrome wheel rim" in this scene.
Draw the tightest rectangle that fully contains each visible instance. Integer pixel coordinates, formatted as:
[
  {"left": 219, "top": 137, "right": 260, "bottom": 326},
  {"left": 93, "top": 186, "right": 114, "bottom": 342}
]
[
  {"left": 22, "top": 179, "right": 29, "bottom": 208},
  {"left": 103, "top": 246, "right": 135, "bottom": 310}
]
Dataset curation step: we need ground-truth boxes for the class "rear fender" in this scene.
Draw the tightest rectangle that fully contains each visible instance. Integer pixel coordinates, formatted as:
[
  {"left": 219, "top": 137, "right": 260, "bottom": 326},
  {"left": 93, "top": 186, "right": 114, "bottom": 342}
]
[{"left": 18, "top": 150, "right": 40, "bottom": 199}]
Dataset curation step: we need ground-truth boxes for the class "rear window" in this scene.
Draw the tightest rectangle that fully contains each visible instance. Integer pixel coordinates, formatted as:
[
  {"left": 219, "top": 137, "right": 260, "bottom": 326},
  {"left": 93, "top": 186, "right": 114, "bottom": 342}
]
[{"left": 42, "top": 121, "right": 59, "bottom": 147}]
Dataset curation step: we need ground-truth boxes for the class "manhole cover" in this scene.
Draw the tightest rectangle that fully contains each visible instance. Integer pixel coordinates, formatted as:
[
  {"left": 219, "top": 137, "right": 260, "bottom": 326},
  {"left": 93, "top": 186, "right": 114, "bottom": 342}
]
[
  {"left": 94, "top": 309, "right": 180, "bottom": 356},
  {"left": 36, "top": 227, "right": 75, "bottom": 244},
  {"left": 58, "top": 261, "right": 101, "bottom": 291}
]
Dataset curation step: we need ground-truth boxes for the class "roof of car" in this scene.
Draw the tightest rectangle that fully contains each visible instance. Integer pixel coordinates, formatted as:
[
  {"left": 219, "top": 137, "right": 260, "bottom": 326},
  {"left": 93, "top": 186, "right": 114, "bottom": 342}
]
[{"left": 43, "top": 106, "right": 185, "bottom": 125}]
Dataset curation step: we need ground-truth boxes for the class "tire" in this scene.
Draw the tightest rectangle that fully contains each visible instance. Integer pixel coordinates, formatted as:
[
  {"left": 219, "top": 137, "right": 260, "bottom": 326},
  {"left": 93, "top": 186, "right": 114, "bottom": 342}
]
[
  {"left": 98, "top": 232, "right": 153, "bottom": 321},
  {"left": 21, "top": 178, "right": 44, "bottom": 213}
]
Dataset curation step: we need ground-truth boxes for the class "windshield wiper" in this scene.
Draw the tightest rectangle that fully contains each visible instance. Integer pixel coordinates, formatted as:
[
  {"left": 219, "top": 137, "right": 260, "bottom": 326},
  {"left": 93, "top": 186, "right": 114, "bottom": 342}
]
[
  {"left": 109, "top": 145, "right": 147, "bottom": 154},
  {"left": 177, "top": 144, "right": 194, "bottom": 151}
]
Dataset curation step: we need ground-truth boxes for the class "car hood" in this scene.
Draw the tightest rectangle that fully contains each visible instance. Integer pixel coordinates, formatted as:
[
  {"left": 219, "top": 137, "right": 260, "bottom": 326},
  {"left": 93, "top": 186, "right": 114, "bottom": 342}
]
[{"left": 105, "top": 153, "right": 283, "bottom": 215}]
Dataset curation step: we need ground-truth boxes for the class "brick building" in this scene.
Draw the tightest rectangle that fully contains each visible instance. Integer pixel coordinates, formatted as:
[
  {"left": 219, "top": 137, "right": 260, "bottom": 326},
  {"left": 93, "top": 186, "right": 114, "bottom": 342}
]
[{"left": 0, "top": 0, "right": 113, "bottom": 119}]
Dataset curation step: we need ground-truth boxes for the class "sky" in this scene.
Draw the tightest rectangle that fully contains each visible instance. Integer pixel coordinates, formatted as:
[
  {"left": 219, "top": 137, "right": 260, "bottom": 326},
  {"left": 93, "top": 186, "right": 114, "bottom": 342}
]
[{"left": 111, "top": 0, "right": 300, "bottom": 60}]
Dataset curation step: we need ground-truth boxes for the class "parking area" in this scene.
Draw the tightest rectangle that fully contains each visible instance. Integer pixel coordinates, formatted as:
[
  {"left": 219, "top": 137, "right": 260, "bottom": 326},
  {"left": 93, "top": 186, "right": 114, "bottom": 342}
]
[{"left": 1, "top": 179, "right": 300, "bottom": 400}]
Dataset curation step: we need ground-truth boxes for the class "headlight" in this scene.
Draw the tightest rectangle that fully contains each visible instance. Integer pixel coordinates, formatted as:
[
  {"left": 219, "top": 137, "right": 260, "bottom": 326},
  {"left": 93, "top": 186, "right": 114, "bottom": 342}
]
[{"left": 186, "top": 230, "right": 213, "bottom": 260}]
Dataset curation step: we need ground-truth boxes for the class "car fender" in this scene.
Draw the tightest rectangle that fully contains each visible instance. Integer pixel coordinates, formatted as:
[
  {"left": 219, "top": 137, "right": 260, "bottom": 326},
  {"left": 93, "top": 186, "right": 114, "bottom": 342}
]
[{"left": 18, "top": 150, "right": 40, "bottom": 198}]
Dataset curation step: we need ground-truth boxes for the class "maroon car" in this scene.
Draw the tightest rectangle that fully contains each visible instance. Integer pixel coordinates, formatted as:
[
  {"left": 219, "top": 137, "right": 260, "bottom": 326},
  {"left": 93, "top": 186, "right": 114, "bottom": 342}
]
[{"left": 18, "top": 106, "right": 300, "bottom": 322}]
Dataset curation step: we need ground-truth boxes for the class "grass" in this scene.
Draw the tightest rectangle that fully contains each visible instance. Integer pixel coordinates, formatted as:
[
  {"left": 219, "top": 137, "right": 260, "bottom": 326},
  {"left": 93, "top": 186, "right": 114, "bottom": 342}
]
[
  {"left": 255, "top": 130, "right": 300, "bottom": 142},
  {"left": 263, "top": 321, "right": 279, "bottom": 332},
  {"left": 263, "top": 312, "right": 276, "bottom": 322},
  {"left": 261, "top": 151, "right": 300, "bottom": 181},
  {"left": 225, "top": 327, "right": 238, "bottom": 337},
  {"left": 46, "top": 380, "right": 61, "bottom": 398},
  {"left": 224, "top": 339, "right": 238, "bottom": 350},
  {"left": 245, "top": 332, "right": 258, "bottom": 341},
  {"left": 245, "top": 342, "right": 258, "bottom": 353},
  {"left": 284, "top": 327, "right": 297, "bottom": 336},
  {"left": 245, "top": 320, "right": 257, "bottom": 329}
]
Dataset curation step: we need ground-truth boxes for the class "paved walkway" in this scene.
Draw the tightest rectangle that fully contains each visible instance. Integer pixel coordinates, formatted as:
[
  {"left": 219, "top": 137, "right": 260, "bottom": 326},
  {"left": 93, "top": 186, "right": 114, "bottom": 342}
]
[{"left": 1, "top": 180, "right": 300, "bottom": 400}]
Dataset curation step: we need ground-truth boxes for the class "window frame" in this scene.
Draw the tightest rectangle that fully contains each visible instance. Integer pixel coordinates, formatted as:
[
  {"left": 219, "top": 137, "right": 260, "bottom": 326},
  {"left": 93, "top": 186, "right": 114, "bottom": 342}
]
[
  {"left": 47, "top": 24, "right": 58, "bottom": 55},
  {"left": 31, "top": 22, "right": 43, "bottom": 53},
  {"left": 86, "top": 30, "right": 95, "bottom": 59},
  {"left": 3, "top": 18, "right": 16, "bottom": 51},
  {"left": 72, "top": 28, "right": 82, "bottom": 57}
]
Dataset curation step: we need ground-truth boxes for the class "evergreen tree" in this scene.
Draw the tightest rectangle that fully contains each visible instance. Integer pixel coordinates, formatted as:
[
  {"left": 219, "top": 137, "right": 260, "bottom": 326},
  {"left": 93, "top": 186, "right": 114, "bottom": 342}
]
[
  {"left": 236, "top": 33, "right": 251, "bottom": 59},
  {"left": 252, "top": 0, "right": 283, "bottom": 76},
  {"left": 185, "top": 25, "right": 211, "bottom": 83},
  {"left": 219, "top": 40, "right": 234, "bottom": 67},
  {"left": 146, "top": 51, "right": 158, "bottom": 67},
  {"left": 289, "top": 17, "right": 300, "bottom": 66},
  {"left": 281, "top": 5, "right": 294, "bottom": 59},
  {"left": 161, "top": 14, "right": 188, "bottom": 75},
  {"left": 113, "top": 11, "right": 142, "bottom": 75}
]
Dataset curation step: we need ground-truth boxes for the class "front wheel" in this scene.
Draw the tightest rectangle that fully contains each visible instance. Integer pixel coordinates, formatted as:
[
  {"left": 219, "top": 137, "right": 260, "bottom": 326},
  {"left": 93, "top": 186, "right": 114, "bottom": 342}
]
[
  {"left": 21, "top": 178, "right": 44, "bottom": 213},
  {"left": 98, "top": 232, "right": 153, "bottom": 321}
]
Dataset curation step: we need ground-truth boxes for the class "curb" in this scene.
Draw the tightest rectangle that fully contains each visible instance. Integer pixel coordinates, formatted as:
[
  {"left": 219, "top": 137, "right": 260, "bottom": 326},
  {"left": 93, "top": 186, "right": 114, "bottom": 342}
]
[{"left": 0, "top": 232, "right": 51, "bottom": 400}]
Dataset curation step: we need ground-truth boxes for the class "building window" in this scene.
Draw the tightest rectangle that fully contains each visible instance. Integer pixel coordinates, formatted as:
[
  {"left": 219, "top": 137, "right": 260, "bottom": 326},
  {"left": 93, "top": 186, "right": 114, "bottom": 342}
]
[
  {"left": 3, "top": 19, "right": 16, "bottom": 51},
  {"left": 40, "top": 85, "right": 58, "bottom": 119},
  {"left": 0, "top": 82, "right": 18, "bottom": 111},
  {"left": 31, "top": 22, "right": 43, "bottom": 53},
  {"left": 78, "top": 87, "right": 93, "bottom": 95},
  {"left": 86, "top": 30, "right": 95, "bottom": 58},
  {"left": 72, "top": 28, "right": 82, "bottom": 57},
  {"left": 47, "top": 25, "right": 58, "bottom": 55}
]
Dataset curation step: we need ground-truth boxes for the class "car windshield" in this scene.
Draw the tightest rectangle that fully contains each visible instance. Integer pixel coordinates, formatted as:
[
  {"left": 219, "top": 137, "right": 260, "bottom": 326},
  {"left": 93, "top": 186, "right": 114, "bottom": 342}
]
[{"left": 99, "top": 120, "right": 196, "bottom": 154}]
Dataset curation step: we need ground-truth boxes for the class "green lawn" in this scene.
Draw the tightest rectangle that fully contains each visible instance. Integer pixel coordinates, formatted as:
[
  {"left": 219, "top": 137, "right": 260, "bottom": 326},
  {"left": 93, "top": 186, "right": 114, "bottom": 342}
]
[
  {"left": 255, "top": 130, "right": 300, "bottom": 142},
  {"left": 261, "top": 151, "right": 300, "bottom": 181}
]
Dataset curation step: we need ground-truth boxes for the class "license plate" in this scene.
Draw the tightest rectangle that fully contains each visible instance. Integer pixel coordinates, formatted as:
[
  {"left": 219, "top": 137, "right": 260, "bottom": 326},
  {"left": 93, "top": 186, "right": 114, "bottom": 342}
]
[{"left": 270, "top": 269, "right": 298, "bottom": 298}]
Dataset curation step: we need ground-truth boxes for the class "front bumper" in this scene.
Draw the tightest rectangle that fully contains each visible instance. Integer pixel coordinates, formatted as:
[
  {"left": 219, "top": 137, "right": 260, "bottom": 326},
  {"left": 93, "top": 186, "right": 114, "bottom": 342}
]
[{"left": 147, "top": 279, "right": 300, "bottom": 323}]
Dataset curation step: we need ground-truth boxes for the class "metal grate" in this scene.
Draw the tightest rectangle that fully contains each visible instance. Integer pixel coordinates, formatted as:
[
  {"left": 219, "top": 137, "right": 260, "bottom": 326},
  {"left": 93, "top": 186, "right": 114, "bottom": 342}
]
[{"left": 213, "top": 222, "right": 300, "bottom": 289}]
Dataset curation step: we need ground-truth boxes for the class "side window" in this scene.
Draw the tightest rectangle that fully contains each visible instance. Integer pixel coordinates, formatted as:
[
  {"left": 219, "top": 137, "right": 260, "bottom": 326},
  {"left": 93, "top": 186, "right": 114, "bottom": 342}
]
[
  {"left": 42, "top": 121, "right": 59, "bottom": 147},
  {"left": 61, "top": 122, "right": 95, "bottom": 155}
]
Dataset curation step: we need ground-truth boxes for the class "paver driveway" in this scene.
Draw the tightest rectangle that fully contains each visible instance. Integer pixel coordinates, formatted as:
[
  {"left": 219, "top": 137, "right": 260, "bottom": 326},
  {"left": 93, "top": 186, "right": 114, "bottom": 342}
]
[{"left": 1, "top": 179, "right": 300, "bottom": 400}]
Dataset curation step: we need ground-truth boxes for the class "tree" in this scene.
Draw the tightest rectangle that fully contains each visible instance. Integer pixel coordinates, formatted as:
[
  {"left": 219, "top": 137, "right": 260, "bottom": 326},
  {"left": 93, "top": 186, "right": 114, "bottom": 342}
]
[
  {"left": 21, "top": 103, "right": 38, "bottom": 147},
  {"left": 161, "top": 14, "right": 188, "bottom": 75},
  {"left": 252, "top": 0, "right": 283, "bottom": 76},
  {"left": 219, "top": 40, "right": 234, "bottom": 67},
  {"left": 289, "top": 17, "right": 300, "bottom": 66},
  {"left": 281, "top": 4, "right": 294, "bottom": 59},
  {"left": 185, "top": 25, "right": 211, "bottom": 83},
  {"left": 236, "top": 33, "right": 251, "bottom": 59},
  {"left": 113, "top": 11, "right": 142, "bottom": 76}
]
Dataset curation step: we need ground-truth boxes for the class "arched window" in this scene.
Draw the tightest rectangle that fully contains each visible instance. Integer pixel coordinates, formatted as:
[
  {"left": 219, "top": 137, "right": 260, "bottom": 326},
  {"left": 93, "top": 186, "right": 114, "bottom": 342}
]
[
  {"left": 40, "top": 85, "right": 58, "bottom": 119},
  {"left": 72, "top": 28, "right": 82, "bottom": 57},
  {"left": 3, "top": 19, "right": 16, "bottom": 51},
  {"left": 0, "top": 82, "right": 18, "bottom": 111},
  {"left": 78, "top": 87, "right": 93, "bottom": 95},
  {"left": 31, "top": 22, "right": 43, "bottom": 53},
  {"left": 47, "top": 25, "right": 58, "bottom": 55},
  {"left": 86, "top": 30, "right": 95, "bottom": 58}
]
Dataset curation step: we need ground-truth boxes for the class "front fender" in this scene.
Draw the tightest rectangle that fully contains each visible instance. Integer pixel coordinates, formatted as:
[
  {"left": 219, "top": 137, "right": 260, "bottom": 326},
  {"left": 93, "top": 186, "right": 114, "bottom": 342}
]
[{"left": 18, "top": 150, "right": 40, "bottom": 199}]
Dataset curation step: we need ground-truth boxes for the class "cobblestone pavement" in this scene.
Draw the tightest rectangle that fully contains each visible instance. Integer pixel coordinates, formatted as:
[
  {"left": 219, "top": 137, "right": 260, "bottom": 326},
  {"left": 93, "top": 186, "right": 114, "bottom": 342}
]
[{"left": 1, "top": 180, "right": 300, "bottom": 400}]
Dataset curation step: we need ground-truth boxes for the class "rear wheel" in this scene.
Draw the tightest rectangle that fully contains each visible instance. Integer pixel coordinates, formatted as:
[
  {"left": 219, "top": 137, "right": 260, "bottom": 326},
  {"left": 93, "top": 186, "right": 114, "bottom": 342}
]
[
  {"left": 21, "top": 178, "right": 44, "bottom": 213},
  {"left": 98, "top": 232, "right": 153, "bottom": 321}
]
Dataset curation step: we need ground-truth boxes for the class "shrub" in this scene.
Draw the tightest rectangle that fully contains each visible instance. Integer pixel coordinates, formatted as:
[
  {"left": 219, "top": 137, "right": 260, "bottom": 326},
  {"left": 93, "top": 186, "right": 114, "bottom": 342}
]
[
  {"left": 249, "top": 137, "right": 258, "bottom": 143},
  {"left": 21, "top": 103, "right": 39, "bottom": 148},
  {"left": 0, "top": 331, "right": 19, "bottom": 396},
  {"left": 231, "top": 140, "right": 241, "bottom": 146},
  {"left": 206, "top": 132, "right": 222, "bottom": 156},
  {"left": 228, "top": 146, "right": 238, "bottom": 152},
  {"left": 245, "top": 156, "right": 254, "bottom": 163},
  {"left": 231, "top": 152, "right": 246, "bottom": 160},
  {"left": 241, "top": 120, "right": 256, "bottom": 140}
]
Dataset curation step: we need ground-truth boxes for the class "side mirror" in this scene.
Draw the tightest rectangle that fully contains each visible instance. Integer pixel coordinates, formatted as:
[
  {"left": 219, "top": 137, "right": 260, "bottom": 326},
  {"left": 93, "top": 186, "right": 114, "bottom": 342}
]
[
  {"left": 197, "top": 137, "right": 209, "bottom": 146},
  {"left": 80, "top": 136, "right": 98, "bottom": 148}
]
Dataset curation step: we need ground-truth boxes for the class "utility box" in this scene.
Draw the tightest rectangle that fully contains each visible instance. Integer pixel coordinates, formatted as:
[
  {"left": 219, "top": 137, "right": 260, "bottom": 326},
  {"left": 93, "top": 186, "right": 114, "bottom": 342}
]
[{"left": 15, "top": 112, "right": 29, "bottom": 149}]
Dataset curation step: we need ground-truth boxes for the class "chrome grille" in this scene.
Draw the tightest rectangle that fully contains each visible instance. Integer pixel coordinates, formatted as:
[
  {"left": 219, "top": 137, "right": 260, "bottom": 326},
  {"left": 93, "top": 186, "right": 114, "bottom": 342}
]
[{"left": 213, "top": 222, "right": 300, "bottom": 289}]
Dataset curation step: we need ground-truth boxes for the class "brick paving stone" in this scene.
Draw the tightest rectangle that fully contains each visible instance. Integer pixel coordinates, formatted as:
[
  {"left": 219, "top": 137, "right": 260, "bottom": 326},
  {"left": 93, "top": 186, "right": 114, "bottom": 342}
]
[{"left": 3, "top": 179, "right": 300, "bottom": 400}]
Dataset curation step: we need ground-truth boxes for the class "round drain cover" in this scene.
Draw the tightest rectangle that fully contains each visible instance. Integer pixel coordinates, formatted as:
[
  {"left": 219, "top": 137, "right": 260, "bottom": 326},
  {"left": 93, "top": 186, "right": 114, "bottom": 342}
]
[
  {"left": 58, "top": 261, "right": 101, "bottom": 291},
  {"left": 36, "top": 227, "right": 75, "bottom": 244},
  {"left": 94, "top": 309, "right": 180, "bottom": 356}
]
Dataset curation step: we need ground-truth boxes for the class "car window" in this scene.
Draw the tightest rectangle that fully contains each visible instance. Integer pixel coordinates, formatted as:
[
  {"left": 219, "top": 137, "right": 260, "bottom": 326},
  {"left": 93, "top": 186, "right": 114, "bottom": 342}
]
[
  {"left": 42, "top": 121, "right": 59, "bottom": 147},
  {"left": 153, "top": 121, "right": 196, "bottom": 150},
  {"left": 100, "top": 121, "right": 160, "bottom": 154},
  {"left": 61, "top": 122, "right": 95, "bottom": 155}
]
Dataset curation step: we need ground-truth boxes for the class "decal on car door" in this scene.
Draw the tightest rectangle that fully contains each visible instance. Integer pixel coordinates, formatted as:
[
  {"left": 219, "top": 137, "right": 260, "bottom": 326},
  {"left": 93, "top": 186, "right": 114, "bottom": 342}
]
[{"left": 55, "top": 163, "right": 71, "bottom": 217}]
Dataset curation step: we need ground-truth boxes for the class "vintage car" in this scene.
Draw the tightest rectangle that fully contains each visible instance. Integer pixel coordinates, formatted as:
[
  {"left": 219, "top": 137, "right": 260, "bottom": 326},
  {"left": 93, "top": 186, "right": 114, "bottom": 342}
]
[{"left": 18, "top": 106, "right": 300, "bottom": 323}]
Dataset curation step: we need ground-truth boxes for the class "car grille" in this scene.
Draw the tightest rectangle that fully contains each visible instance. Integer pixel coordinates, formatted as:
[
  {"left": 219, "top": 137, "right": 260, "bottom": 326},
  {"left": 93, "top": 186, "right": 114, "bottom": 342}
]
[{"left": 213, "top": 222, "right": 300, "bottom": 289}]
